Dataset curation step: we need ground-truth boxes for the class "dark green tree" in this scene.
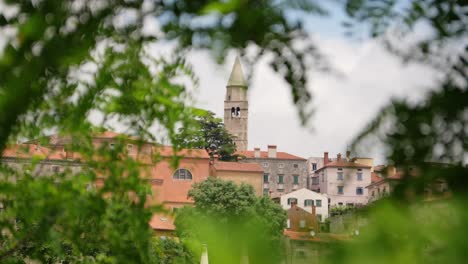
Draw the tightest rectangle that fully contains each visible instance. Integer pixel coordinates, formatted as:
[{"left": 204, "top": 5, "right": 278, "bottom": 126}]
[
  {"left": 175, "top": 111, "right": 237, "bottom": 161},
  {"left": 175, "top": 177, "right": 287, "bottom": 264}
]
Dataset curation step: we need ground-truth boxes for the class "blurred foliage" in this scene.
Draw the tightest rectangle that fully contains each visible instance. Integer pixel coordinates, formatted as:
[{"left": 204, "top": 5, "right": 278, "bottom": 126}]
[
  {"left": 174, "top": 110, "right": 238, "bottom": 161},
  {"left": 152, "top": 238, "right": 196, "bottom": 264},
  {"left": 343, "top": 1, "right": 468, "bottom": 263},
  {"left": 175, "top": 177, "right": 287, "bottom": 264},
  {"left": 0, "top": 0, "right": 466, "bottom": 263}
]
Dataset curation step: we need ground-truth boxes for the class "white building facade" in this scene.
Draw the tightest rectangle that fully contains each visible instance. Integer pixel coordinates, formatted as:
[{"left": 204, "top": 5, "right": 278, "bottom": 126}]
[
  {"left": 280, "top": 188, "right": 329, "bottom": 221},
  {"left": 312, "top": 153, "right": 371, "bottom": 207}
]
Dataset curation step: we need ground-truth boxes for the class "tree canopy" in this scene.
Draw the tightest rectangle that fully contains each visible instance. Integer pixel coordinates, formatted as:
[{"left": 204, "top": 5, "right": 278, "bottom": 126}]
[
  {"left": 175, "top": 177, "right": 286, "bottom": 264},
  {"left": 174, "top": 111, "right": 237, "bottom": 161}
]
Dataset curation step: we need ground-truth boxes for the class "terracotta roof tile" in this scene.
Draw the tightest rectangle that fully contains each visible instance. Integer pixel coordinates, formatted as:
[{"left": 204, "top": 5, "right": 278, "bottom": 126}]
[
  {"left": 236, "top": 150, "right": 306, "bottom": 160},
  {"left": 155, "top": 146, "right": 210, "bottom": 159},
  {"left": 213, "top": 161, "right": 264, "bottom": 172},
  {"left": 316, "top": 160, "right": 371, "bottom": 172},
  {"left": 371, "top": 172, "right": 382, "bottom": 183}
]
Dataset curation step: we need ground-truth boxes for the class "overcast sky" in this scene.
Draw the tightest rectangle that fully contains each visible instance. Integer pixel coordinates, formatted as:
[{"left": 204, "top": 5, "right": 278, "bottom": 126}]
[
  {"left": 0, "top": 2, "right": 440, "bottom": 165},
  {"left": 179, "top": 16, "right": 438, "bottom": 164}
]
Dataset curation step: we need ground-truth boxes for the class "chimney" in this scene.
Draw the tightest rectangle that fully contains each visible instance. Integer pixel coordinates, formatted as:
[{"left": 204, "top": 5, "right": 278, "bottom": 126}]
[
  {"left": 346, "top": 150, "right": 351, "bottom": 161},
  {"left": 324, "top": 152, "right": 329, "bottom": 165},
  {"left": 337, "top": 153, "right": 342, "bottom": 161},
  {"left": 254, "top": 147, "right": 261, "bottom": 158},
  {"left": 267, "top": 145, "right": 277, "bottom": 158}
]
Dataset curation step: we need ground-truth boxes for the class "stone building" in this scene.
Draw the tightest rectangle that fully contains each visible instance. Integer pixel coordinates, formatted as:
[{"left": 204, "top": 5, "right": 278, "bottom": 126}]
[
  {"left": 224, "top": 56, "right": 248, "bottom": 151},
  {"left": 237, "top": 145, "right": 307, "bottom": 197},
  {"left": 306, "top": 157, "right": 324, "bottom": 190},
  {"left": 210, "top": 159, "right": 264, "bottom": 196},
  {"left": 312, "top": 152, "right": 372, "bottom": 207}
]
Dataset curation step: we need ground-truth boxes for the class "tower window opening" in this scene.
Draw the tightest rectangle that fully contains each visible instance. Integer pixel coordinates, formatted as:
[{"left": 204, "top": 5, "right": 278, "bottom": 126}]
[
  {"left": 231, "top": 107, "right": 236, "bottom": 117},
  {"left": 236, "top": 107, "right": 241, "bottom": 117}
]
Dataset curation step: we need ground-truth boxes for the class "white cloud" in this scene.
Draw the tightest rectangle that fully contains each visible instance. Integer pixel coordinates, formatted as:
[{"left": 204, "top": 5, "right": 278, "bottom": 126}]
[{"left": 186, "top": 36, "right": 439, "bottom": 164}]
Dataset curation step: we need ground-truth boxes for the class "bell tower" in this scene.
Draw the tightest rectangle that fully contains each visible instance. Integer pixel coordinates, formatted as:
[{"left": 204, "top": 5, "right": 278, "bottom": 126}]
[{"left": 224, "top": 56, "right": 248, "bottom": 151}]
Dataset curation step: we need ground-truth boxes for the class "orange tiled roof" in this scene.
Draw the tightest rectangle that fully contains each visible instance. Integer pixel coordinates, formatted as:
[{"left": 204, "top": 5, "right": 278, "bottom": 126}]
[
  {"left": 316, "top": 159, "right": 371, "bottom": 172},
  {"left": 371, "top": 172, "right": 382, "bottom": 183},
  {"left": 213, "top": 161, "right": 264, "bottom": 172},
  {"left": 2, "top": 144, "right": 76, "bottom": 160},
  {"left": 155, "top": 146, "right": 210, "bottom": 159},
  {"left": 149, "top": 213, "right": 176, "bottom": 231},
  {"left": 236, "top": 150, "right": 306, "bottom": 160}
]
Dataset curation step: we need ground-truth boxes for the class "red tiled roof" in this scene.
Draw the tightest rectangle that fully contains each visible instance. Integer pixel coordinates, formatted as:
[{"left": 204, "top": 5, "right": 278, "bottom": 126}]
[
  {"left": 149, "top": 213, "right": 175, "bottom": 231},
  {"left": 316, "top": 159, "right": 371, "bottom": 172},
  {"left": 155, "top": 146, "right": 210, "bottom": 159},
  {"left": 366, "top": 171, "right": 404, "bottom": 188},
  {"left": 236, "top": 150, "right": 306, "bottom": 160},
  {"left": 2, "top": 144, "right": 76, "bottom": 160},
  {"left": 371, "top": 172, "right": 382, "bottom": 183},
  {"left": 213, "top": 161, "right": 264, "bottom": 172}
]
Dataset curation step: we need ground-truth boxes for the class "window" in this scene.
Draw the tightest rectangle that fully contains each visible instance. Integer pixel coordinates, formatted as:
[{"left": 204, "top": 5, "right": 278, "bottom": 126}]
[
  {"left": 315, "top": 200, "right": 322, "bottom": 207},
  {"left": 277, "top": 188, "right": 284, "bottom": 192},
  {"left": 337, "top": 168, "right": 343, "bottom": 180},
  {"left": 312, "top": 177, "right": 319, "bottom": 185},
  {"left": 299, "top": 220, "right": 306, "bottom": 228},
  {"left": 262, "top": 162, "right": 269, "bottom": 167},
  {"left": 338, "top": 202, "right": 343, "bottom": 206},
  {"left": 372, "top": 190, "right": 375, "bottom": 197},
  {"left": 109, "top": 143, "right": 115, "bottom": 150},
  {"left": 312, "top": 163, "right": 317, "bottom": 170},
  {"left": 236, "top": 107, "right": 241, "bottom": 117},
  {"left": 173, "top": 169, "right": 193, "bottom": 180},
  {"left": 263, "top": 189, "right": 269, "bottom": 196},
  {"left": 293, "top": 163, "right": 299, "bottom": 169},
  {"left": 356, "top": 187, "right": 363, "bottom": 195},
  {"left": 277, "top": 174, "right": 284, "bottom": 184},
  {"left": 304, "top": 199, "right": 314, "bottom": 206},
  {"left": 293, "top": 175, "right": 299, "bottom": 184},
  {"left": 357, "top": 169, "right": 363, "bottom": 181},
  {"left": 322, "top": 173, "right": 324, "bottom": 182},
  {"left": 337, "top": 186, "right": 344, "bottom": 194},
  {"left": 383, "top": 186, "right": 387, "bottom": 193},
  {"left": 278, "top": 163, "right": 284, "bottom": 168},
  {"left": 231, "top": 107, "right": 236, "bottom": 117},
  {"left": 287, "top": 198, "right": 297, "bottom": 205},
  {"left": 263, "top": 173, "right": 269, "bottom": 183}
]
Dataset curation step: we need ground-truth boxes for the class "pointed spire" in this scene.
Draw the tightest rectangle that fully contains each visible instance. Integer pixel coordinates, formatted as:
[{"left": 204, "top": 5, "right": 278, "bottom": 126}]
[{"left": 227, "top": 55, "right": 247, "bottom": 87}]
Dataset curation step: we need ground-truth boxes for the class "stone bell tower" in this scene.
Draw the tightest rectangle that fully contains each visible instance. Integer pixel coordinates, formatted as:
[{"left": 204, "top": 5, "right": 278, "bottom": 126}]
[{"left": 224, "top": 56, "right": 248, "bottom": 151}]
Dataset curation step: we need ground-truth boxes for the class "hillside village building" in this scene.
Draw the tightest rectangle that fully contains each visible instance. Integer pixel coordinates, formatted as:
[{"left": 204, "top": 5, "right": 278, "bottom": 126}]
[
  {"left": 237, "top": 146, "right": 307, "bottom": 197},
  {"left": 222, "top": 57, "right": 308, "bottom": 197},
  {"left": 1, "top": 131, "right": 264, "bottom": 235},
  {"left": 280, "top": 188, "right": 329, "bottom": 222},
  {"left": 312, "top": 152, "right": 372, "bottom": 206}
]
